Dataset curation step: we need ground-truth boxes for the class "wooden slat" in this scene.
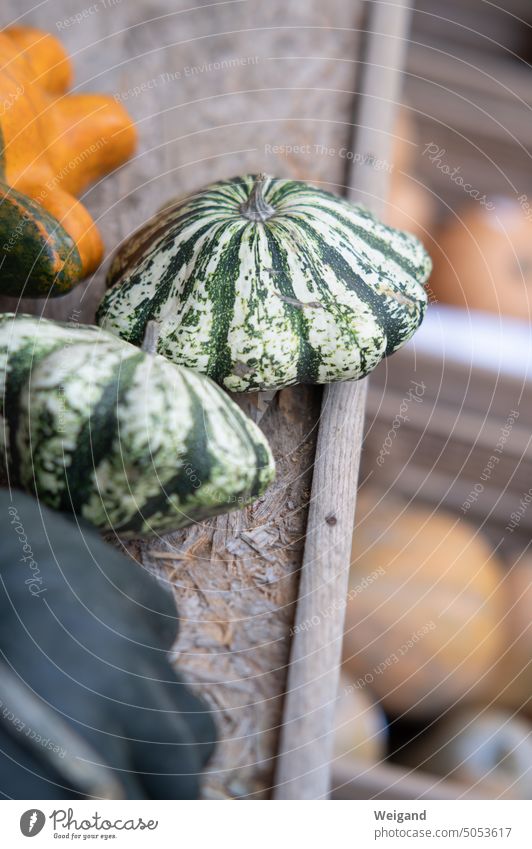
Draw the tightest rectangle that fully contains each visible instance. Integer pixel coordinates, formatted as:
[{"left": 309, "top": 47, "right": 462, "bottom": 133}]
[
  {"left": 130, "top": 1, "right": 365, "bottom": 800},
  {"left": 366, "top": 387, "right": 532, "bottom": 458},
  {"left": 360, "top": 342, "right": 532, "bottom": 561},
  {"left": 401, "top": 2, "right": 532, "bottom": 211},
  {"left": 331, "top": 756, "right": 488, "bottom": 800},
  {"left": 147, "top": 384, "right": 322, "bottom": 799},
  {"left": 410, "top": 0, "right": 529, "bottom": 58},
  {"left": 273, "top": 0, "right": 414, "bottom": 800}
]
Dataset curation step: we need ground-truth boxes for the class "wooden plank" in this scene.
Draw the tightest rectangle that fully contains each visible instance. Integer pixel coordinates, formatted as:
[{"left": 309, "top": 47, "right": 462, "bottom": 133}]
[
  {"left": 410, "top": 0, "right": 526, "bottom": 58},
  {"left": 272, "top": 381, "right": 368, "bottom": 799},
  {"left": 331, "top": 756, "right": 487, "bottom": 800},
  {"left": 143, "top": 385, "right": 321, "bottom": 799},
  {"left": 362, "top": 349, "right": 532, "bottom": 552},
  {"left": 273, "top": 0, "right": 414, "bottom": 800},
  {"left": 402, "top": 7, "right": 532, "bottom": 210}
]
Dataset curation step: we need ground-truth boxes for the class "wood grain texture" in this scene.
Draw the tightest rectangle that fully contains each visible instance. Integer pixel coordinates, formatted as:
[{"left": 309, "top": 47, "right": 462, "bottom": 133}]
[
  {"left": 273, "top": 380, "right": 368, "bottom": 798},
  {"left": 273, "top": 0, "right": 414, "bottom": 799},
  {"left": 0, "top": 0, "right": 366, "bottom": 798},
  {"left": 405, "top": 1, "right": 532, "bottom": 211},
  {"left": 133, "top": 386, "right": 321, "bottom": 798}
]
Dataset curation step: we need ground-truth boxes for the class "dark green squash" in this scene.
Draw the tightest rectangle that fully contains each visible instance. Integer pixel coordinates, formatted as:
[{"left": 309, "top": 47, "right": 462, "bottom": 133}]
[{"left": 0, "top": 488, "right": 215, "bottom": 799}]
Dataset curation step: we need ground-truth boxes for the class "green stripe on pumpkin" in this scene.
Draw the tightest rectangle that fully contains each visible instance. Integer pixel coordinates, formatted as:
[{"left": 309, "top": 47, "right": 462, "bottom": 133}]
[
  {"left": 97, "top": 174, "right": 431, "bottom": 392},
  {"left": 59, "top": 351, "right": 144, "bottom": 513},
  {"left": 0, "top": 313, "right": 275, "bottom": 537}
]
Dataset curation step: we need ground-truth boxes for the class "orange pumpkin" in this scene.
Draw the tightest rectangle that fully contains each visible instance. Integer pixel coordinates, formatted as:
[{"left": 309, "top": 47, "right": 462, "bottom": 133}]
[
  {"left": 384, "top": 177, "right": 435, "bottom": 242},
  {"left": 430, "top": 202, "right": 532, "bottom": 320},
  {"left": 391, "top": 106, "right": 417, "bottom": 177},
  {"left": 385, "top": 108, "right": 435, "bottom": 241},
  {"left": 342, "top": 490, "right": 506, "bottom": 718},
  {"left": 0, "top": 26, "right": 136, "bottom": 297}
]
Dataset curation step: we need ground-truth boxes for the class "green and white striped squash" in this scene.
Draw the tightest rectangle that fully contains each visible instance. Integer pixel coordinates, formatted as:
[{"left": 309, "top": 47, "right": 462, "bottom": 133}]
[
  {"left": 96, "top": 174, "right": 432, "bottom": 393},
  {"left": 0, "top": 313, "right": 275, "bottom": 537}
]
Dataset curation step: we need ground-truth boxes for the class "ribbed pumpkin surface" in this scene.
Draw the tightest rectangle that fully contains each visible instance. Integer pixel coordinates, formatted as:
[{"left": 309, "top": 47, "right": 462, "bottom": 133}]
[
  {"left": 0, "top": 314, "right": 275, "bottom": 536},
  {"left": 97, "top": 175, "right": 431, "bottom": 392}
]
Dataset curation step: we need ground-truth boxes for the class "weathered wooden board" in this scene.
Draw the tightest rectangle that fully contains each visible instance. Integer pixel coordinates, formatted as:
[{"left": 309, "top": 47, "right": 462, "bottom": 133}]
[
  {"left": 1, "top": 0, "right": 365, "bottom": 798},
  {"left": 405, "top": 0, "right": 532, "bottom": 212},
  {"left": 140, "top": 385, "right": 321, "bottom": 798},
  {"left": 331, "top": 756, "right": 488, "bottom": 800}
]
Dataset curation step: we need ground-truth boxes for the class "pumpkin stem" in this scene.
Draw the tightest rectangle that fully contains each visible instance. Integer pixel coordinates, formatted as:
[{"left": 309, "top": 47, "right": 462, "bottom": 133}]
[
  {"left": 239, "top": 174, "right": 275, "bottom": 222},
  {"left": 141, "top": 320, "right": 160, "bottom": 354}
]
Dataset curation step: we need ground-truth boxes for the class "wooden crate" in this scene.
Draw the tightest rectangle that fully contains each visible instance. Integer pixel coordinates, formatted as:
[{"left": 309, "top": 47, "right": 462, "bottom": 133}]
[
  {"left": 329, "top": 305, "right": 532, "bottom": 800},
  {"left": 362, "top": 305, "right": 532, "bottom": 558},
  {"left": 405, "top": 0, "right": 532, "bottom": 213}
]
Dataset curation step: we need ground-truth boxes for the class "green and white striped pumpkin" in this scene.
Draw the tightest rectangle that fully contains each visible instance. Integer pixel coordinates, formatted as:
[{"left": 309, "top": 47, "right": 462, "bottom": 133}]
[
  {"left": 96, "top": 174, "right": 432, "bottom": 392},
  {"left": 0, "top": 313, "right": 275, "bottom": 537}
]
